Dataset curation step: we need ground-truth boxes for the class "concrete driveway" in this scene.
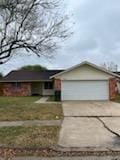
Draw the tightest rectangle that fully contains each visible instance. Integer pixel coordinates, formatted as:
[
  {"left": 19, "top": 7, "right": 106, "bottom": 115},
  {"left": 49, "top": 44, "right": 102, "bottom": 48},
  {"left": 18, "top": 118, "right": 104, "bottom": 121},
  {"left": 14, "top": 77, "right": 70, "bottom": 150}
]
[
  {"left": 59, "top": 101, "right": 120, "bottom": 150},
  {"left": 63, "top": 101, "right": 120, "bottom": 117}
]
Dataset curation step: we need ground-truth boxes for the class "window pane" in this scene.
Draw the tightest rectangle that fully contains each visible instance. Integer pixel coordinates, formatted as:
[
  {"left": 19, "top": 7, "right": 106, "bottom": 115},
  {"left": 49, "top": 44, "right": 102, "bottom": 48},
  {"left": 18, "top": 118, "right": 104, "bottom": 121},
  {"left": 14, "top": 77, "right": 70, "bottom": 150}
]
[
  {"left": 44, "top": 82, "right": 48, "bottom": 89},
  {"left": 49, "top": 82, "right": 53, "bottom": 89},
  {"left": 44, "top": 82, "right": 53, "bottom": 89},
  {"left": 12, "top": 82, "right": 21, "bottom": 88}
]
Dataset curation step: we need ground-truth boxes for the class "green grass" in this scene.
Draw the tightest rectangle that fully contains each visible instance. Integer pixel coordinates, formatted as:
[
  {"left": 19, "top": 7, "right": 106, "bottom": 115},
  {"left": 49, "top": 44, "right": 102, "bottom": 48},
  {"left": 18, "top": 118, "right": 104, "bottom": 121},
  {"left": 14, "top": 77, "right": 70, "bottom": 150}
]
[
  {"left": 114, "top": 94, "right": 120, "bottom": 103},
  {"left": 0, "top": 126, "right": 60, "bottom": 147},
  {"left": 0, "top": 96, "right": 39, "bottom": 107},
  {"left": 0, "top": 97, "right": 63, "bottom": 121},
  {"left": 47, "top": 96, "right": 55, "bottom": 101}
]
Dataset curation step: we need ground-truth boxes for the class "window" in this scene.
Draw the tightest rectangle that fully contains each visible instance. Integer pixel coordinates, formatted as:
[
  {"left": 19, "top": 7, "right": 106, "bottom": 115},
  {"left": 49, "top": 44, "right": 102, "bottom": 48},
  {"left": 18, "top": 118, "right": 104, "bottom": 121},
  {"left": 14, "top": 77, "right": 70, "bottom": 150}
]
[
  {"left": 44, "top": 82, "right": 53, "bottom": 89},
  {"left": 12, "top": 82, "right": 21, "bottom": 88}
]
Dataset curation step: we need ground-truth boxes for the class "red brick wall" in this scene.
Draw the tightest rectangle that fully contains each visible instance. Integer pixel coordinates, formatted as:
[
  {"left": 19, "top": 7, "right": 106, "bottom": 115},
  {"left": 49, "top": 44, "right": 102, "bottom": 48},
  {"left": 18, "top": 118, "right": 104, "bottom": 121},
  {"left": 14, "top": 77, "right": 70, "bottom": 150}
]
[
  {"left": 3, "top": 82, "right": 31, "bottom": 96},
  {"left": 0, "top": 83, "right": 3, "bottom": 96},
  {"left": 109, "top": 78, "right": 117, "bottom": 100},
  {"left": 54, "top": 79, "right": 61, "bottom": 91}
]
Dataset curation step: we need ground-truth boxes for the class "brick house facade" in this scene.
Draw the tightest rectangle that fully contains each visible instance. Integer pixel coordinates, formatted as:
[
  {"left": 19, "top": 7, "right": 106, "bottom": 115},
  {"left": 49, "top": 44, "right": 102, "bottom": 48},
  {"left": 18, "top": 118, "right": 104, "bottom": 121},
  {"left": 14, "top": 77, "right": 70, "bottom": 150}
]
[
  {"left": 54, "top": 79, "right": 61, "bottom": 91},
  {"left": 1, "top": 70, "right": 63, "bottom": 97},
  {"left": 109, "top": 78, "right": 117, "bottom": 100},
  {"left": 2, "top": 78, "right": 117, "bottom": 99},
  {"left": 0, "top": 62, "right": 119, "bottom": 100},
  {"left": 3, "top": 83, "right": 31, "bottom": 96}
]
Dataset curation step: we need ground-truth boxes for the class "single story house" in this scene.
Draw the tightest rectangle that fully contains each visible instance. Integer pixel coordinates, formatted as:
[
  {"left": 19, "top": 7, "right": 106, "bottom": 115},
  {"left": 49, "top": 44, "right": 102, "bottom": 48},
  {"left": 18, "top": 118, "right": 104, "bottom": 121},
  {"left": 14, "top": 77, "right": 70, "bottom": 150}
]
[
  {"left": 1, "top": 61, "right": 120, "bottom": 100},
  {"left": 1, "top": 70, "right": 63, "bottom": 96}
]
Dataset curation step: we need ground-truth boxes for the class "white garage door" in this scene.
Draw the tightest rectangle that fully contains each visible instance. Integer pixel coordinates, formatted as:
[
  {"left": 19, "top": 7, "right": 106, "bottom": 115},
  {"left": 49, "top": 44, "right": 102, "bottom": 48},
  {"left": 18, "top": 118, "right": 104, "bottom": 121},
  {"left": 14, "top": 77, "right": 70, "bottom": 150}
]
[{"left": 61, "top": 80, "right": 109, "bottom": 100}]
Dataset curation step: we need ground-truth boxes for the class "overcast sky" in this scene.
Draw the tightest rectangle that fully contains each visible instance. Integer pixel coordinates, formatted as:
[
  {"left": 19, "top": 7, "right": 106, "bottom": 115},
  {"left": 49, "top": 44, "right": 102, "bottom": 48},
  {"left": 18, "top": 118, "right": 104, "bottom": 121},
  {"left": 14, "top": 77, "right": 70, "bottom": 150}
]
[{"left": 1, "top": 0, "right": 120, "bottom": 75}]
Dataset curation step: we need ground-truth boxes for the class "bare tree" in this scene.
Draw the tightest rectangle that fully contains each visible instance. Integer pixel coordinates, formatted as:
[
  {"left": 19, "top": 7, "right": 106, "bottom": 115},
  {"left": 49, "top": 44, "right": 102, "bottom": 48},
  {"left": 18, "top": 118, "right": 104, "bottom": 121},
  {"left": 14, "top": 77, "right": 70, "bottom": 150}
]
[
  {"left": 0, "top": 0, "right": 69, "bottom": 64},
  {"left": 101, "top": 62, "right": 118, "bottom": 72}
]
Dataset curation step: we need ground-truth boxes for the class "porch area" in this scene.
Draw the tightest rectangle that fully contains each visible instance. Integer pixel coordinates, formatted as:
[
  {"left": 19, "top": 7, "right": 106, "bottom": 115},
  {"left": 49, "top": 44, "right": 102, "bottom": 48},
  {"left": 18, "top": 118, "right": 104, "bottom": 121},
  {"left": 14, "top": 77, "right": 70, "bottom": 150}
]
[
  {"left": 31, "top": 81, "right": 54, "bottom": 96},
  {"left": 2, "top": 81, "right": 54, "bottom": 96}
]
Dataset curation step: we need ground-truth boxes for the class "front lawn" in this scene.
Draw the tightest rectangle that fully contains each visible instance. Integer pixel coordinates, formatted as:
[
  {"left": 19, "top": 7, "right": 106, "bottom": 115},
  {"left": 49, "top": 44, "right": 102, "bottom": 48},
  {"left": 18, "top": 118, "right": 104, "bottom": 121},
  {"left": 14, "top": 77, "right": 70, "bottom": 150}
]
[
  {"left": 0, "top": 97, "right": 63, "bottom": 121},
  {"left": 0, "top": 126, "right": 60, "bottom": 147},
  {"left": 47, "top": 96, "right": 55, "bottom": 101}
]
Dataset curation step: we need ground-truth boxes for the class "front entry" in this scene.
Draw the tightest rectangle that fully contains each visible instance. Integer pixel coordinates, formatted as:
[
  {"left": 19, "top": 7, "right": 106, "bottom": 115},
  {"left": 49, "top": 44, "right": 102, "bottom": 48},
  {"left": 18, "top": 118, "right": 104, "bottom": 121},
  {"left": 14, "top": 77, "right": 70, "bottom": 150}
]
[{"left": 31, "top": 82, "right": 42, "bottom": 95}]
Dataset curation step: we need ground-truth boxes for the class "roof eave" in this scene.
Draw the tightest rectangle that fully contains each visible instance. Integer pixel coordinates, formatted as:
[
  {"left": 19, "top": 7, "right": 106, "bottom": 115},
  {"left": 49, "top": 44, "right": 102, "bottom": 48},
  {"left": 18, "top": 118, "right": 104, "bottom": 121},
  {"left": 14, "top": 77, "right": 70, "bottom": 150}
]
[
  {"left": 50, "top": 61, "right": 120, "bottom": 79},
  {"left": 0, "top": 79, "right": 52, "bottom": 83}
]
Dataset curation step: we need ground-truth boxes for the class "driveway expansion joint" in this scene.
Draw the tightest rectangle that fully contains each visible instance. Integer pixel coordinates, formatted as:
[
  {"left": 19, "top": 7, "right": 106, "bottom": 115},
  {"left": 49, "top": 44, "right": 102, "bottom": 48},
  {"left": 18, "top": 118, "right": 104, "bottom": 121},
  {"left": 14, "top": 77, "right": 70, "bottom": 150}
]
[{"left": 64, "top": 116, "right": 120, "bottom": 118}]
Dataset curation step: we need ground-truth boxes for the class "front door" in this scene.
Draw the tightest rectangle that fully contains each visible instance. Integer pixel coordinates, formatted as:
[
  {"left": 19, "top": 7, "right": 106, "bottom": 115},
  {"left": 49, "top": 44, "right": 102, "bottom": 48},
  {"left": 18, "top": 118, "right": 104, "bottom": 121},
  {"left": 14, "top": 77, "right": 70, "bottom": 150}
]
[{"left": 31, "top": 82, "right": 42, "bottom": 95}]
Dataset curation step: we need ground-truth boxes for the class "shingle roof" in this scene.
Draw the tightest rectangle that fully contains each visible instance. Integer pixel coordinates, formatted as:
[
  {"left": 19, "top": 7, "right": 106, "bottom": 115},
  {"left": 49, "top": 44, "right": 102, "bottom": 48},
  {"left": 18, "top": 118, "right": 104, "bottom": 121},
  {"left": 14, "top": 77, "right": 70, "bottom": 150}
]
[{"left": 2, "top": 70, "right": 64, "bottom": 82}]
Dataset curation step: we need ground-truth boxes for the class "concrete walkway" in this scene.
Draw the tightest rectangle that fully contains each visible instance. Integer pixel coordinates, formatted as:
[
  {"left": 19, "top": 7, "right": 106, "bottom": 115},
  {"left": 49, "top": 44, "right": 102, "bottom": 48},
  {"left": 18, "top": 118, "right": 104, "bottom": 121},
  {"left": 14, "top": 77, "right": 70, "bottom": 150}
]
[
  {"left": 35, "top": 97, "right": 61, "bottom": 104},
  {"left": 35, "top": 97, "right": 49, "bottom": 103},
  {"left": 0, "top": 120, "right": 61, "bottom": 127}
]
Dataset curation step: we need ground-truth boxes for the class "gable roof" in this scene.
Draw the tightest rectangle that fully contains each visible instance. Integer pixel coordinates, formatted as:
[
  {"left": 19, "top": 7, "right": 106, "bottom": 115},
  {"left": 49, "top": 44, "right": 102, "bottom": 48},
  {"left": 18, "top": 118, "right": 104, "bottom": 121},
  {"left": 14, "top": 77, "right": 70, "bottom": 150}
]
[
  {"left": 50, "top": 61, "right": 120, "bottom": 78},
  {"left": 2, "top": 70, "right": 64, "bottom": 82}
]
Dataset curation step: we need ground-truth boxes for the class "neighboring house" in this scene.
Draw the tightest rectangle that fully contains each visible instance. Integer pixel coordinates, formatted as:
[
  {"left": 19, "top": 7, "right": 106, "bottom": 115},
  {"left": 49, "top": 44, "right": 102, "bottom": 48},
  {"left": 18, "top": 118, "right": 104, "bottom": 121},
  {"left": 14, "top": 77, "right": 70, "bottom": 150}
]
[
  {"left": 114, "top": 72, "right": 120, "bottom": 94},
  {"left": 1, "top": 70, "right": 63, "bottom": 96},
  {"left": 51, "top": 61, "right": 120, "bottom": 101},
  {"left": 0, "top": 61, "right": 120, "bottom": 100}
]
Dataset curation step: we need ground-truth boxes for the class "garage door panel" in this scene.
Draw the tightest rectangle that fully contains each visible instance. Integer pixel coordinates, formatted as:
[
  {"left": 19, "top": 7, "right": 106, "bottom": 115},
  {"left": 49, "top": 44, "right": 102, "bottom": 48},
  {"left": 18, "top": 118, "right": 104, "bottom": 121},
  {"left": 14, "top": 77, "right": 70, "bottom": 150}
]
[{"left": 61, "top": 81, "right": 109, "bottom": 100}]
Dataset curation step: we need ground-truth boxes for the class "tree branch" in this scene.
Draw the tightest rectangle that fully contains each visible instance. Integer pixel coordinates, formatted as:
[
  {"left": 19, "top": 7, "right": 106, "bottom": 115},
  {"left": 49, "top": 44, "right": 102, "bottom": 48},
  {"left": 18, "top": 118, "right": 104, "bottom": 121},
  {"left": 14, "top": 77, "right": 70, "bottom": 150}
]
[{"left": 0, "top": 0, "right": 69, "bottom": 64}]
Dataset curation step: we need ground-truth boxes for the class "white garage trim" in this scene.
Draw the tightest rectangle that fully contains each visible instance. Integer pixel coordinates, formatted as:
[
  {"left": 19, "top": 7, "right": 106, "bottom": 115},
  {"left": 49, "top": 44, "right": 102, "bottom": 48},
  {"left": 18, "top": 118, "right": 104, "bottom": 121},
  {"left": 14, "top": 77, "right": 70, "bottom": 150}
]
[{"left": 61, "top": 80, "right": 109, "bottom": 101}]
